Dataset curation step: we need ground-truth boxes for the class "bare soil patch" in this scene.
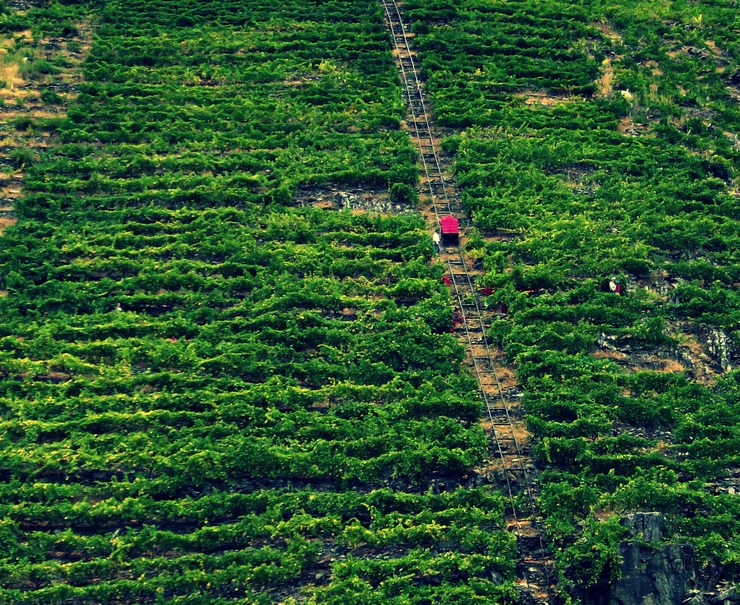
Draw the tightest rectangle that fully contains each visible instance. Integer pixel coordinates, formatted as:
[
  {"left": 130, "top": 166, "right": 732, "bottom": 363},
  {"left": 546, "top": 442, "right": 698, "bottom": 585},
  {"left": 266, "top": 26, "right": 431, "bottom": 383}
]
[
  {"left": 517, "top": 90, "right": 575, "bottom": 107},
  {"left": 617, "top": 116, "right": 635, "bottom": 135},
  {"left": 619, "top": 116, "right": 654, "bottom": 137},
  {"left": 642, "top": 59, "right": 663, "bottom": 76},
  {"left": 705, "top": 39, "right": 723, "bottom": 57},
  {"left": 0, "top": 216, "right": 17, "bottom": 233},
  {"left": 595, "top": 22, "right": 623, "bottom": 44}
]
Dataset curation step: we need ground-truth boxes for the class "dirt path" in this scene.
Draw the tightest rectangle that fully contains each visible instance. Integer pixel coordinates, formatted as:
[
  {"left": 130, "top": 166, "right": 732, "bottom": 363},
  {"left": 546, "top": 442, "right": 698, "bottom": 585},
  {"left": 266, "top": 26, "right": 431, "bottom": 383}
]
[{"left": 380, "top": 0, "right": 556, "bottom": 601}]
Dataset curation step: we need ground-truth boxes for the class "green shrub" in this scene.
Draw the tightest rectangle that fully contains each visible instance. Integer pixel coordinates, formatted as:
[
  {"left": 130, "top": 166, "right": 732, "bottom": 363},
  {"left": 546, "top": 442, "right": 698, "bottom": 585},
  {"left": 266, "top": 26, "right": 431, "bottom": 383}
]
[
  {"left": 389, "top": 182, "right": 419, "bottom": 205},
  {"left": 11, "top": 115, "right": 35, "bottom": 131},
  {"left": 8, "top": 148, "right": 36, "bottom": 169},
  {"left": 40, "top": 89, "right": 63, "bottom": 104}
]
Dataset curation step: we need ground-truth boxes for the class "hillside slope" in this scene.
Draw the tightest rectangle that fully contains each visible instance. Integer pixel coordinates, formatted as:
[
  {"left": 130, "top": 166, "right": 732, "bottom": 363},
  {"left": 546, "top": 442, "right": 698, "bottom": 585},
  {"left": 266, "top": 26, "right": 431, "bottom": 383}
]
[
  {"left": 0, "top": 0, "right": 737, "bottom": 603},
  {"left": 0, "top": 1, "right": 518, "bottom": 603},
  {"left": 402, "top": 0, "right": 739, "bottom": 598}
]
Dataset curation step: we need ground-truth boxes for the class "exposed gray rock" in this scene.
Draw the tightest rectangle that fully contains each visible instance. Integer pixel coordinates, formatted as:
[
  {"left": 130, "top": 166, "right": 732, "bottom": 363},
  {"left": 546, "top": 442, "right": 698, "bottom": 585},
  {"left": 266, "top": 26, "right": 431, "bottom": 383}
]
[
  {"left": 709, "top": 586, "right": 740, "bottom": 604},
  {"left": 684, "top": 589, "right": 708, "bottom": 605},
  {"left": 578, "top": 512, "right": 700, "bottom": 605},
  {"left": 624, "top": 511, "right": 665, "bottom": 542},
  {"left": 610, "top": 513, "right": 696, "bottom": 605},
  {"left": 704, "top": 328, "right": 733, "bottom": 373},
  {"left": 334, "top": 190, "right": 412, "bottom": 214}
]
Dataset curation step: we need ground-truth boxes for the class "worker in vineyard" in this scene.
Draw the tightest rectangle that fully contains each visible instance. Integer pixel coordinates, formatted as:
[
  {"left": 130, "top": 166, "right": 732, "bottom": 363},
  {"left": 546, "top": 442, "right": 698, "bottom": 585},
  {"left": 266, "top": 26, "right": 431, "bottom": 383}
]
[
  {"left": 608, "top": 278, "right": 623, "bottom": 295},
  {"left": 432, "top": 230, "right": 441, "bottom": 254}
]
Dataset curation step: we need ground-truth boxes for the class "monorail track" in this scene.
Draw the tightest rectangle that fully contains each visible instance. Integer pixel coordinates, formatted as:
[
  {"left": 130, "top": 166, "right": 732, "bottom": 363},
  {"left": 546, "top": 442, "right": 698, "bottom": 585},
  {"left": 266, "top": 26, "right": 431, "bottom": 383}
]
[{"left": 380, "top": 1, "right": 556, "bottom": 602}]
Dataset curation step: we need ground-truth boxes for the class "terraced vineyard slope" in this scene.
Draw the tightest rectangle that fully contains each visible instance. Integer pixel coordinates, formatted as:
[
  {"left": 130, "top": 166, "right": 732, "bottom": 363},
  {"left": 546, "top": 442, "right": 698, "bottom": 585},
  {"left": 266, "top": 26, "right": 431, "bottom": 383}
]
[
  {"left": 401, "top": 0, "right": 739, "bottom": 601},
  {"left": 0, "top": 1, "right": 522, "bottom": 604},
  {"left": 0, "top": 0, "right": 738, "bottom": 604},
  {"left": 381, "top": 1, "right": 555, "bottom": 602},
  {"left": 0, "top": 0, "right": 91, "bottom": 236}
]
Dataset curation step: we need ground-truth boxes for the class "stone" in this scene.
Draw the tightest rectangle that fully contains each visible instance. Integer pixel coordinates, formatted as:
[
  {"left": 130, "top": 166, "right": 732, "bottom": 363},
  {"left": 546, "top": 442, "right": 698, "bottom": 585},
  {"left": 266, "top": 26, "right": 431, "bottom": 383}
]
[
  {"left": 610, "top": 513, "right": 697, "bottom": 605},
  {"left": 577, "top": 512, "right": 701, "bottom": 605},
  {"left": 704, "top": 328, "right": 733, "bottom": 373},
  {"left": 710, "top": 587, "right": 740, "bottom": 604},
  {"left": 684, "top": 589, "right": 708, "bottom": 605}
]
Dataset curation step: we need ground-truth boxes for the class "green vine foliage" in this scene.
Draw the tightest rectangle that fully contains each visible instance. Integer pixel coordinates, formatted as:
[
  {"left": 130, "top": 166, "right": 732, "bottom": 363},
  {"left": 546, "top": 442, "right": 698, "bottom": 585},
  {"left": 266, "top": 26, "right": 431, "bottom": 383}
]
[
  {"left": 0, "top": 0, "right": 520, "bottom": 603},
  {"left": 405, "top": 0, "right": 740, "bottom": 594}
]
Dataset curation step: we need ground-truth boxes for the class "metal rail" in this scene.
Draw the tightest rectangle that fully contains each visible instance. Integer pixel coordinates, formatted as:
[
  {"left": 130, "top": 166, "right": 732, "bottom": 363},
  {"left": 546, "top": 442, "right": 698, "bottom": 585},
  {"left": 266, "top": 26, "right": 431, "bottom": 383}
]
[{"left": 379, "top": 1, "right": 554, "bottom": 602}]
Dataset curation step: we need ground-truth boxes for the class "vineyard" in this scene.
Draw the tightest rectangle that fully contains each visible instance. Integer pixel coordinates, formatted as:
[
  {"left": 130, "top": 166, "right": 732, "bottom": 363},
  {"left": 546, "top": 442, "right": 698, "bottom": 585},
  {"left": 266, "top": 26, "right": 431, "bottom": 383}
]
[
  {"left": 0, "top": 0, "right": 737, "bottom": 604},
  {"left": 404, "top": 0, "right": 740, "bottom": 599}
]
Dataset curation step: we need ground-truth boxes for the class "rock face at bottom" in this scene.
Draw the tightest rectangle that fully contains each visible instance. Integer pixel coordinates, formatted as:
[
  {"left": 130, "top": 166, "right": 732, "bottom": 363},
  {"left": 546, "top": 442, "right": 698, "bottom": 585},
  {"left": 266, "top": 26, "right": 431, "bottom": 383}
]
[
  {"left": 579, "top": 512, "right": 697, "bottom": 605},
  {"left": 613, "top": 512, "right": 696, "bottom": 605}
]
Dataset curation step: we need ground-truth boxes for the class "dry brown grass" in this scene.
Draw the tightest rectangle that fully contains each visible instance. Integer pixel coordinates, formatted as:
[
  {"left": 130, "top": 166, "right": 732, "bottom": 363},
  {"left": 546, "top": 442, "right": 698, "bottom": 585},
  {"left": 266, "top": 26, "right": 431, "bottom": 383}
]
[
  {"left": 0, "top": 61, "right": 25, "bottom": 96},
  {"left": 593, "top": 509, "right": 618, "bottom": 521},
  {"left": 0, "top": 217, "right": 17, "bottom": 233},
  {"left": 1, "top": 185, "right": 23, "bottom": 198},
  {"left": 598, "top": 58, "right": 615, "bottom": 96},
  {"left": 519, "top": 91, "right": 574, "bottom": 106},
  {"left": 1, "top": 109, "right": 56, "bottom": 119},
  {"left": 0, "top": 30, "right": 32, "bottom": 50},
  {"left": 594, "top": 349, "right": 629, "bottom": 361}
]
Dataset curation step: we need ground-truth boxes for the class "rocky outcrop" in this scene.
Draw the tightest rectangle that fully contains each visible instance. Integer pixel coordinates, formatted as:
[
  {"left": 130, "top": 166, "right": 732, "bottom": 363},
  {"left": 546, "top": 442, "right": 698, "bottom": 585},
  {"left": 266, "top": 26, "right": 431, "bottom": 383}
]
[
  {"left": 578, "top": 512, "right": 700, "bottom": 605},
  {"left": 612, "top": 512, "right": 696, "bottom": 605},
  {"left": 703, "top": 328, "right": 733, "bottom": 373},
  {"left": 708, "top": 586, "right": 740, "bottom": 604}
]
